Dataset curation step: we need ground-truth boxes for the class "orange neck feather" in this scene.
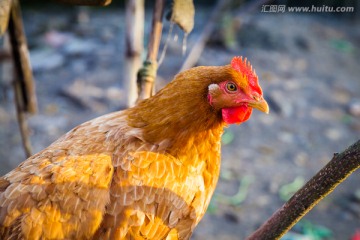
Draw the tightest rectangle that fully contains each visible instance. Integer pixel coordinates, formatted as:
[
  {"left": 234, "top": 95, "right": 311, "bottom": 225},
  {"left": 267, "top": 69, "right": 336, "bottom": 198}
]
[{"left": 125, "top": 66, "right": 237, "bottom": 155}]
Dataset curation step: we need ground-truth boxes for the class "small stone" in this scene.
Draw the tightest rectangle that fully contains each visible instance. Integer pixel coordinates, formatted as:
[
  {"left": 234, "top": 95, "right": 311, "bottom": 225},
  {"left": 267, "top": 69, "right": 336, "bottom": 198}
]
[
  {"left": 44, "top": 30, "right": 70, "bottom": 48},
  {"left": 278, "top": 57, "right": 293, "bottom": 72},
  {"left": 310, "top": 107, "right": 343, "bottom": 121},
  {"left": 257, "top": 145, "right": 275, "bottom": 155},
  {"left": 106, "top": 87, "right": 124, "bottom": 102},
  {"left": 278, "top": 131, "right": 294, "bottom": 143},
  {"left": 30, "top": 49, "right": 65, "bottom": 72},
  {"left": 63, "top": 38, "right": 96, "bottom": 56},
  {"left": 294, "top": 58, "right": 308, "bottom": 72},
  {"left": 256, "top": 195, "right": 271, "bottom": 207},
  {"left": 284, "top": 79, "right": 301, "bottom": 91},
  {"left": 259, "top": 114, "right": 276, "bottom": 126},
  {"left": 294, "top": 152, "right": 308, "bottom": 167},
  {"left": 44, "top": 104, "right": 59, "bottom": 116},
  {"left": 101, "top": 27, "right": 115, "bottom": 42},
  {"left": 333, "top": 87, "right": 351, "bottom": 104},
  {"left": 348, "top": 99, "right": 360, "bottom": 117},
  {"left": 325, "top": 128, "right": 342, "bottom": 141}
]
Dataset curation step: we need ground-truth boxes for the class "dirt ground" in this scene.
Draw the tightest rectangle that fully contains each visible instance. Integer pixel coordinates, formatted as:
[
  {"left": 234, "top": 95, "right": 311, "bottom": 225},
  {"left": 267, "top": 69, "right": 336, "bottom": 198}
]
[{"left": 0, "top": 2, "right": 359, "bottom": 240}]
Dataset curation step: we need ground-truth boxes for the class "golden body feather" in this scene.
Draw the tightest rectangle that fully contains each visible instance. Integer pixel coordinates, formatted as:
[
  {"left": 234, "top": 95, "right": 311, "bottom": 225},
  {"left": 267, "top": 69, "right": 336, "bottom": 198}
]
[{"left": 0, "top": 64, "right": 265, "bottom": 239}]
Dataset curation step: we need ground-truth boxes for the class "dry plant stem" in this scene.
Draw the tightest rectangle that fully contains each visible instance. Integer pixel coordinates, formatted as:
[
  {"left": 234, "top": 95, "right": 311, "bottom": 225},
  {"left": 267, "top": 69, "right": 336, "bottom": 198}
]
[
  {"left": 137, "top": 0, "right": 164, "bottom": 101},
  {"left": 8, "top": 0, "right": 37, "bottom": 114},
  {"left": 247, "top": 139, "right": 360, "bottom": 240},
  {"left": 8, "top": 0, "right": 34, "bottom": 157},
  {"left": 146, "top": 0, "right": 164, "bottom": 67},
  {"left": 124, "top": 0, "right": 144, "bottom": 107},
  {"left": 13, "top": 81, "right": 32, "bottom": 157}
]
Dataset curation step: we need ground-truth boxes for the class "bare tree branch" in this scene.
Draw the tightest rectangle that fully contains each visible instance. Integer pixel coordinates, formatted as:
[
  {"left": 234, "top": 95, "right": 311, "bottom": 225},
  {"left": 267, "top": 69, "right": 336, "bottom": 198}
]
[
  {"left": 8, "top": 0, "right": 36, "bottom": 157},
  {"left": 8, "top": 0, "right": 37, "bottom": 114},
  {"left": 247, "top": 139, "right": 360, "bottom": 240}
]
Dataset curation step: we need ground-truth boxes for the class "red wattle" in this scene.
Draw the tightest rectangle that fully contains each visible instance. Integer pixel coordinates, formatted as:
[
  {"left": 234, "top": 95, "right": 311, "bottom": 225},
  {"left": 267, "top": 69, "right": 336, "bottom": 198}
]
[{"left": 222, "top": 106, "right": 253, "bottom": 124}]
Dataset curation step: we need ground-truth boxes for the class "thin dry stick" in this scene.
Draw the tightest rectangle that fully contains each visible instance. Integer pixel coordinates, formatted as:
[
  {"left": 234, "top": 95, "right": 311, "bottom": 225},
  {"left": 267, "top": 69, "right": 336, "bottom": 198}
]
[
  {"left": 12, "top": 81, "right": 32, "bottom": 157},
  {"left": 8, "top": 0, "right": 35, "bottom": 157},
  {"left": 8, "top": 0, "right": 37, "bottom": 114},
  {"left": 137, "top": 0, "right": 164, "bottom": 101},
  {"left": 247, "top": 139, "right": 360, "bottom": 240}
]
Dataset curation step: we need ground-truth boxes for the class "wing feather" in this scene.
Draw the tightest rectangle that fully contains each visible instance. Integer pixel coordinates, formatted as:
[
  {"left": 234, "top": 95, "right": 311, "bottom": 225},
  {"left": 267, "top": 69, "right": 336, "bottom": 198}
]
[
  {"left": 0, "top": 152, "right": 114, "bottom": 240},
  {"left": 94, "top": 149, "right": 204, "bottom": 240}
]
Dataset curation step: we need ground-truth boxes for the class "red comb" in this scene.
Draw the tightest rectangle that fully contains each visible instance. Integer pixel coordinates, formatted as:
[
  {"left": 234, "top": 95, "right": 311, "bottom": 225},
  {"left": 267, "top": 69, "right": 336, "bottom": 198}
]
[{"left": 231, "top": 56, "right": 262, "bottom": 94}]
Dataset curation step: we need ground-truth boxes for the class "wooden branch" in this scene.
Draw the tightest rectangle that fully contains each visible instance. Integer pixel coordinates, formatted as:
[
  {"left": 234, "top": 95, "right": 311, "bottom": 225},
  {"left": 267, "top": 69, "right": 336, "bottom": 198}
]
[
  {"left": 53, "top": 0, "right": 112, "bottom": 6},
  {"left": 8, "top": 0, "right": 37, "bottom": 114},
  {"left": 8, "top": 0, "right": 34, "bottom": 157},
  {"left": 137, "top": 0, "right": 164, "bottom": 101},
  {"left": 146, "top": 0, "right": 164, "bottom": 64},
  {"left": 124, "top": 0, "right": 144, "bottom": 107},
  {"left": 13, "top": 79, "right": 32, "bottom": 157},
  {"left": 246, "top": 139, "right": 360, "bottom": 240},
  {"left": 179, "top": 0, "right": 273, "bottom": 72}
]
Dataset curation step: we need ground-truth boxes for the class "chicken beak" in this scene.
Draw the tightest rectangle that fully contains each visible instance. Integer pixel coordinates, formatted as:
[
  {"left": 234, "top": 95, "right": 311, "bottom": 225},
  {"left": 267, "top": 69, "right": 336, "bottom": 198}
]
[{"left": 248, "top": 98, "right": 269, "bottom": 114}]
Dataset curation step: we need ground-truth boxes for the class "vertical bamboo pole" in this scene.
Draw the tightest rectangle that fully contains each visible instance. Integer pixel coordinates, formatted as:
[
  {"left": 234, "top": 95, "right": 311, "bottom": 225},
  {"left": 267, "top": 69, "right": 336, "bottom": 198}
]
[
  {"left": 124, "top": 0, "right": 144, "bottom": 107},
  {"left": 137, "top": 0, "right": 164, "bottom": 101}
]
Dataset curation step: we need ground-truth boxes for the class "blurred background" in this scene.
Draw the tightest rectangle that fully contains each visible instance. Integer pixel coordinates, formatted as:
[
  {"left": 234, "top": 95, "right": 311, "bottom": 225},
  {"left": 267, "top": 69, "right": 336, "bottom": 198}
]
[{"left": 0, "top": 0, "right": 359, "bottom": 239}]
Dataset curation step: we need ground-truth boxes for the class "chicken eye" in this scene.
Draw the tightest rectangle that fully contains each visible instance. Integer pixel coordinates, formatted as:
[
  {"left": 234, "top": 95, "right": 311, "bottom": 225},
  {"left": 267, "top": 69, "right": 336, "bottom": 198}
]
[{"left": 226, "top": 82, "right": 237, "bottom": 92}]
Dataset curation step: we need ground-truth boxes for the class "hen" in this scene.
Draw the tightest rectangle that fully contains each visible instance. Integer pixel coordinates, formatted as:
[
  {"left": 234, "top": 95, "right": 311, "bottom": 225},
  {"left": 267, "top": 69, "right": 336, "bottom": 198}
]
[{"left": 0, "top": 56, "right": 268, "bottom": 240}]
